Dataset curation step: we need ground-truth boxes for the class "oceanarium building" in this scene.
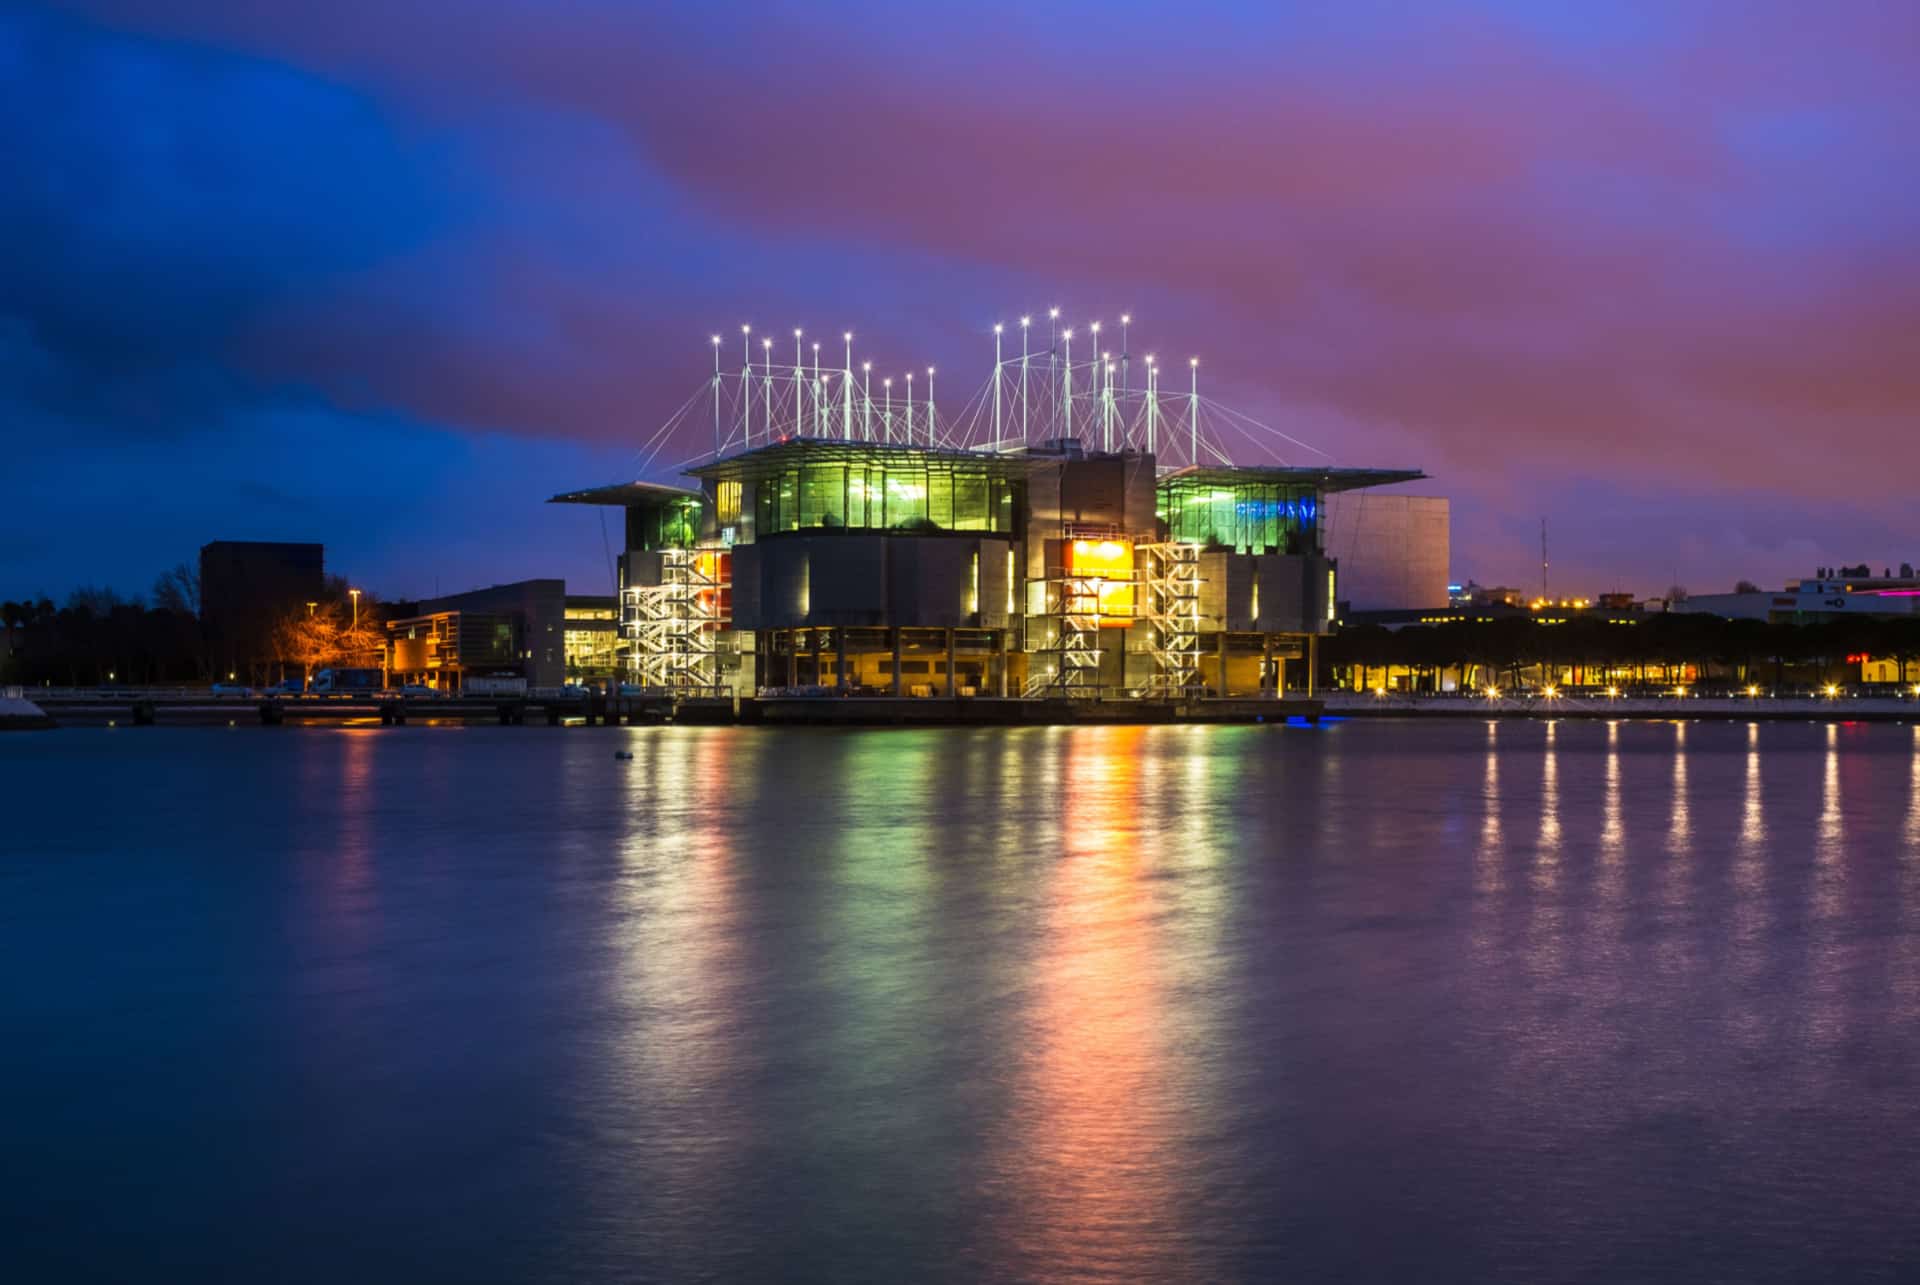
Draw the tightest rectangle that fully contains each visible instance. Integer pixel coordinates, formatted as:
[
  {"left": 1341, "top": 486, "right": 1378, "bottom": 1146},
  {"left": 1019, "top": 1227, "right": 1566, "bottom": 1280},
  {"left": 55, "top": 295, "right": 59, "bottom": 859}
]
[{"left": 552, "top": 319, "right": 1421, "bottom": 707}]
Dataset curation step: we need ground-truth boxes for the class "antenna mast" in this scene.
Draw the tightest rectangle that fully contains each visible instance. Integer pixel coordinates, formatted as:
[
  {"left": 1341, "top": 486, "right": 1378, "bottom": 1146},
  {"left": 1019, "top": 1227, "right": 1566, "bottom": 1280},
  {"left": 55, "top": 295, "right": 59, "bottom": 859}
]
[{"left": 1541, "top": 518, "right": 1550, "bottom": 600}]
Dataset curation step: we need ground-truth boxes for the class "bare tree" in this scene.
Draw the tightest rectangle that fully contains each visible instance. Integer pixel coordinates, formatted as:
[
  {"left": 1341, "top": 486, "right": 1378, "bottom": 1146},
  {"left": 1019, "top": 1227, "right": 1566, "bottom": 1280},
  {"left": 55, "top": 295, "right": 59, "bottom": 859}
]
[{"left": 152, "top": 563, "right": 201, "bottom": 617}]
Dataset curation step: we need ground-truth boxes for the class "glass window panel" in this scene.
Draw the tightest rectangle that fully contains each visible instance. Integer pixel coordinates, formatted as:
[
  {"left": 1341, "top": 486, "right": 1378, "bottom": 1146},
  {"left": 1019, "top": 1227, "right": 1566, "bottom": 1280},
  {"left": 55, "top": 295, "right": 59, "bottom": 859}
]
[
  {"left": 928, "top": 472, "right": 954, "bottom": 529},
  {"left": 952, "top": 474, "right": 989, "bottom": 530},
  {"left": 800, "top": 465, "right": 845, "bottom": 528},
  {"left": 884, "top": 467, "right": 927, "bottom": 528}
]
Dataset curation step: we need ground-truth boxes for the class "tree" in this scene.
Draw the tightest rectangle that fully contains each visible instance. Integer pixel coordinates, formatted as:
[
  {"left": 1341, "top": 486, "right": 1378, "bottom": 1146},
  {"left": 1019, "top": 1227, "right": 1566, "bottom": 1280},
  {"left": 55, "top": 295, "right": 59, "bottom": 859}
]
[
  {"left": 274, "top": 603, "right": 346, "bottom": 687},
  {"left": 65, "top": 585, "right": 136, "bottom": 616},
  {"left": 1734, "top": 580, "right": 1761, "bottom": 594},
  {"left": 151, "top": 563, "right": 201, "bottom": 617}
]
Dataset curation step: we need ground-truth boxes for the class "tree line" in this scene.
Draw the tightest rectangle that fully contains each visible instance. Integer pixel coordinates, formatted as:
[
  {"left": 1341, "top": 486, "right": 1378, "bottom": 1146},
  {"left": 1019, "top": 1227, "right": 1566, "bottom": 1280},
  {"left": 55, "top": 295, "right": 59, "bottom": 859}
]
[
  {"left": 1322, "top": 611, "right": 1920, "bottom": 692},
  {"left": 3, "top": 566, "right": 386, "bottom": 687}
]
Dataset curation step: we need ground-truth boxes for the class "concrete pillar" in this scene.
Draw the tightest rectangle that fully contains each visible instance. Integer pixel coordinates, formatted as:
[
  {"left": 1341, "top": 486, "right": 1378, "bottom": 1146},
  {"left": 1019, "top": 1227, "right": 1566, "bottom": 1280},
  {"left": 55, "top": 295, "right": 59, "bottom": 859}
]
[
  {"left": 1262, "top": 634, "right": 1274, "bottom": 698},
  {"left": 1307, "top": 634, "right": 1318, "bottom": 698},
  {"left": 996, "top": 630, "right": 1009, "bottom": 697},
  {"left": 891, "top": 628, "right": 903, "bottom": 696},
  {"left": 1275, "top": 655, "right": 1287, "bottom": 696},
  {"left": 838, "top": 630, "right": 850, "bottom": 690},
  {"left": 810, "top": 628, "right": 822, "bottom": 688},
  {"left": 1217, "top": 632, "right": 1229, "bottom": 697},
  {"left": 946, "top": 628, "right": 957, "bottom": 697}
]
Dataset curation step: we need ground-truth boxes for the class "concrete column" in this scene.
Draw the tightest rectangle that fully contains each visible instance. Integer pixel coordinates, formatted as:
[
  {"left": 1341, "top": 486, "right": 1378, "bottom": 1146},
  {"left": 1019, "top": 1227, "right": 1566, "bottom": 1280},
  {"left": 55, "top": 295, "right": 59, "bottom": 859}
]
[
  {"left": 1217, "top": 632, "right": 1229, "bottom": 697},
  {"left": 891, "top": 628, "right": 903, "bottom": 696},
  {"left": 946, "top": 628, "right": 957, "bottom": 697},
  {"left": 1307, "top": 634, "right": 1318, "bottom": 698},
  {"left": 1262, "top": 634, "right": 1274, "bottom": 698},
  {"left": 996, "top": 630, "right": 1009, "bottom": 697},
  {"left": 1275, "top": 655, "right": 1287, "bottom": 696},
  {"left": 810, "top": 628, "right": 822, "bottom": 688}
]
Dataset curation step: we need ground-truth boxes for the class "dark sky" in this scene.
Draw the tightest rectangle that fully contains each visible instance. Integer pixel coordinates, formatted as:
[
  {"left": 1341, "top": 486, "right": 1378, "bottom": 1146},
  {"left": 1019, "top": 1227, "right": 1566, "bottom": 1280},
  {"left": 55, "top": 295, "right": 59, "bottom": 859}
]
[{"left": 5, "top": 2, "right": 1917, "bottom": 602}]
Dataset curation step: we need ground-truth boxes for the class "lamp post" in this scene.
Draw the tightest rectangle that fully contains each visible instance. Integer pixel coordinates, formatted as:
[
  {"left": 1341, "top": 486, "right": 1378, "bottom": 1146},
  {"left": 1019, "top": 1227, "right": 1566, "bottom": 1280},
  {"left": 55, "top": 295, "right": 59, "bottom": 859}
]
[{"left": 349, "top": 588, "right": 361, "bottom": 630}]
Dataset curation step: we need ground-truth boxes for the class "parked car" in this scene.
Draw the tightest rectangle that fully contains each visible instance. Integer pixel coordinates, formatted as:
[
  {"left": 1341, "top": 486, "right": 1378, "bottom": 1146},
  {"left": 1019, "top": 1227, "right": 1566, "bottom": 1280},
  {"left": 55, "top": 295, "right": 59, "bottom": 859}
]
[
  {"left": 270, "top": 678, "right": 304, "bottom": 697},
  {"left": 209, "top": 682, "right": 255, "bottom": 698},
  {"left": 398, "top": 684, "right": 441, "bottom": 698}
]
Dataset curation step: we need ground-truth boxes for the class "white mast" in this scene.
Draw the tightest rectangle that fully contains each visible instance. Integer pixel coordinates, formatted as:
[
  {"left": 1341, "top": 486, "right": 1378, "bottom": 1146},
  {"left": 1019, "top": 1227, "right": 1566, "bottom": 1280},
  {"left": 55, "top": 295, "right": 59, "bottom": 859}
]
[
  {"left": 811, "top": 341, "right": 821, "bottom": 436},
  {"left": 927, "top": 366, "right": 935, "bottom": 447},
  {"left": 740, "top": 325, "right": 752, "bottom": 449},
  {"left": 842, "top": 333, "right": 853, "bottom": 440},
  {"left": 992, "top": 324, "right": 1003, "bottom": 445},
  {"left": 1102, "top": 358, "right": 1114, "bottom": 453},
  {"left": 1120, "top": 313, "right": 1131, "bottom": 416},
  {"left": 1089, "top": 321, "right": 1101, "bottom": 445},
  {"left": 1144, "top": 355, "right": 1157, "bottom": 454},
  {"left": 1061, "top": 328, "right": 1073, "bottom": 445},
  {"left": 762, "top": 337, "right": 773, "bottom": 442},
  {"left": 1019, "top": 316, "right": 1031, "bottom": 446},
  {"left": 905, "top": 371, "right": 914, "bottom": 445},
  {"left": 1047, "top": 308, "right": 1059, "bottom": 439},
  {"left": 883, "top": 377, "right": 892, "bottom": 442},
  {"left": 863, "top": 362, "right": 872, "bottom": 440},
  {"left": 792, "top": 330, "right": 803, "bottom": 438},
  {"left": 1189, "top": 357, "right": 1199, "bottom": 466}
]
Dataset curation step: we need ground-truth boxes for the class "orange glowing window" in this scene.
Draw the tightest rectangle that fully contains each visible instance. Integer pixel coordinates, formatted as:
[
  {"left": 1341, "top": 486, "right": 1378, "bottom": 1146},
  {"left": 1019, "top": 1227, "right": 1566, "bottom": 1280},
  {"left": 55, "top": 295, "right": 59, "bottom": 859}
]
[{"left": 1066, "top": 539, "right": 1135, "bottom": 626}]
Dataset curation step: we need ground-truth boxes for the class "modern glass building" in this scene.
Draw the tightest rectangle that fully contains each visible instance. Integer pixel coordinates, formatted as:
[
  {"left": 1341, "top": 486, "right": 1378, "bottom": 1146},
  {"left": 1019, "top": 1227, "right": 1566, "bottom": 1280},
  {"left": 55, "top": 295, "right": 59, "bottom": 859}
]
[{"left": 554, "top": 438, "right": 1422, "bottom": 702}]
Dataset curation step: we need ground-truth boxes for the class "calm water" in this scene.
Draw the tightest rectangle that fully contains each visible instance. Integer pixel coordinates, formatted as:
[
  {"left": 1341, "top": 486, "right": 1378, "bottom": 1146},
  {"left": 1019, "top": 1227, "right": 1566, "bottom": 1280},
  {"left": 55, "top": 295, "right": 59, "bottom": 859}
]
[{"left": 4, "top": 719, "right": 1919, "bottom": 1282}]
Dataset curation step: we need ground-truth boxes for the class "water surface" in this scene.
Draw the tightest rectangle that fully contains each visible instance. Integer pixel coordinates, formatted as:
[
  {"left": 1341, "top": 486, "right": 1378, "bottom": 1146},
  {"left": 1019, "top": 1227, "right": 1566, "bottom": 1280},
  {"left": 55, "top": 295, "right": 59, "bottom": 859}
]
[{"left": 4, "top": 719, "right": 1918, "bottom": 1282}]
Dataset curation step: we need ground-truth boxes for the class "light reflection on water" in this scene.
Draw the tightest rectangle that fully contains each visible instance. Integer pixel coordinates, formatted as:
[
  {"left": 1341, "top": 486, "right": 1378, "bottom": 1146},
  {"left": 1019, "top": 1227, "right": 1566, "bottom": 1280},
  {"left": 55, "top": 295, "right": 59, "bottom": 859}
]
[{"left": 3, "top": 719, "right": 1920, "bottom": 1283}]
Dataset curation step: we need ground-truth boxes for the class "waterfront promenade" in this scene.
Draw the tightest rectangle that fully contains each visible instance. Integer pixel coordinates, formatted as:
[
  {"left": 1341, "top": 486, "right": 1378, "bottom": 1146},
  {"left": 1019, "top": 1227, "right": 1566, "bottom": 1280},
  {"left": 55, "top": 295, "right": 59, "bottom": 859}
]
[{"left": 1326, "top": 691, "right": 1920, "bottom": 722}]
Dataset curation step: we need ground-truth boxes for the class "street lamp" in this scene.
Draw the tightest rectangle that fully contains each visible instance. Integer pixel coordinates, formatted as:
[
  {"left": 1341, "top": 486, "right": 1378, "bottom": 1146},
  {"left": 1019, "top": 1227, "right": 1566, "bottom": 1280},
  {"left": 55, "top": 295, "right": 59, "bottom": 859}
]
[
  {"left": 348, "top": 588, "right": 361, "bottom": 630},
  {"left": 306, "top": 601, "right": 317, "bottom": 618}
]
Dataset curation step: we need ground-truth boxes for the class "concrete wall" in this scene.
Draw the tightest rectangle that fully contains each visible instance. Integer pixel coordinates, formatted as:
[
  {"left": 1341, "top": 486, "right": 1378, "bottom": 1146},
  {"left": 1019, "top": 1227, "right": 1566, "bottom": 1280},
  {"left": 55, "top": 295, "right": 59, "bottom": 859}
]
[
  {"left": 731, "top": 534, "right": 1015, "bottom": 631},
  {"left": 1203, "top": 552, "right": 1335, "bottom": 634},
  {"left": 1323, "top": 494, "right": 1450, "bottom": 610}
]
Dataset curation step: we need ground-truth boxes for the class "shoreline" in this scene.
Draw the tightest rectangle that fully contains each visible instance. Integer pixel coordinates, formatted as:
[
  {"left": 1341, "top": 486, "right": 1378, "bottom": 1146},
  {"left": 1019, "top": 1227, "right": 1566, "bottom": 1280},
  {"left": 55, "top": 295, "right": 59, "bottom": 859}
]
[{"left": 1323, "top": 693, "right": 1920, "bottom": 723}]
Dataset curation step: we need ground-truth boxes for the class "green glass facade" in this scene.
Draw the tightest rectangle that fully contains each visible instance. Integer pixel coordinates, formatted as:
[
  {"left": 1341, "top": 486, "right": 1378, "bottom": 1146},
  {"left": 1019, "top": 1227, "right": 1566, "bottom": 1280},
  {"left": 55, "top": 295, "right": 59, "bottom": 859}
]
[
  {"left": 624, "top": 496, "right": 702, "bottom": 551},
  {"left": 754, "top": 462, "right": 1016, "bottom": 535},
  {"left": 1156, "top": 477, "right": 1319, "bottom": 554}
]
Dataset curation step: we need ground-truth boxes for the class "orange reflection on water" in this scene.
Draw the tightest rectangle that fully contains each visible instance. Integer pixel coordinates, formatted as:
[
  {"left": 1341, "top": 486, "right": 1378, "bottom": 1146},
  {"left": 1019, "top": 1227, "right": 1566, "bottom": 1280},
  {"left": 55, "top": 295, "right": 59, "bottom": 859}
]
[{"left": 996, "top": 725, "right": 1194, "bottom": 1280}]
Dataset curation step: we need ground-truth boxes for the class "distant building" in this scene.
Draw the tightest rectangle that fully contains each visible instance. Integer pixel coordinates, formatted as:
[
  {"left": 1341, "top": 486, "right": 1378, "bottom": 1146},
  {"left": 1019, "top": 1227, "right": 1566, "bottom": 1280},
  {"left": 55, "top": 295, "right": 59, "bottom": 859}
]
[
  {"left": 1674, "top": 572, "right": 1920, "bottom": 624},
  {"left": 384, "top": 579, "right": 568, "bottom": 691},
  {"left": 199, "top": 541, "right": 325, "bottom": 682},
  {"left": 562, "top": 595, "right": 622, "bottom": 679},
  {"left": 1323, "top": 494, "right": 1449, "bottom": 610}
]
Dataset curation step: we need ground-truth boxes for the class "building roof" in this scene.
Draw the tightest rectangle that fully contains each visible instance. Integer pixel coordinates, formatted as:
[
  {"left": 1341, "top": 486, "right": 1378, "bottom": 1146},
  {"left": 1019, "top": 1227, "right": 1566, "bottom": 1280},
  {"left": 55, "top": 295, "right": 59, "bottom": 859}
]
[
  {"left": 547, "top": 480, "right": 704, "bottom": 507},
  {"left": 685, "top": 435, "right": 1029, "bottom": 482},
  {"left": 1157, "top": 465, "right": 1427, "bottom": 493}
]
